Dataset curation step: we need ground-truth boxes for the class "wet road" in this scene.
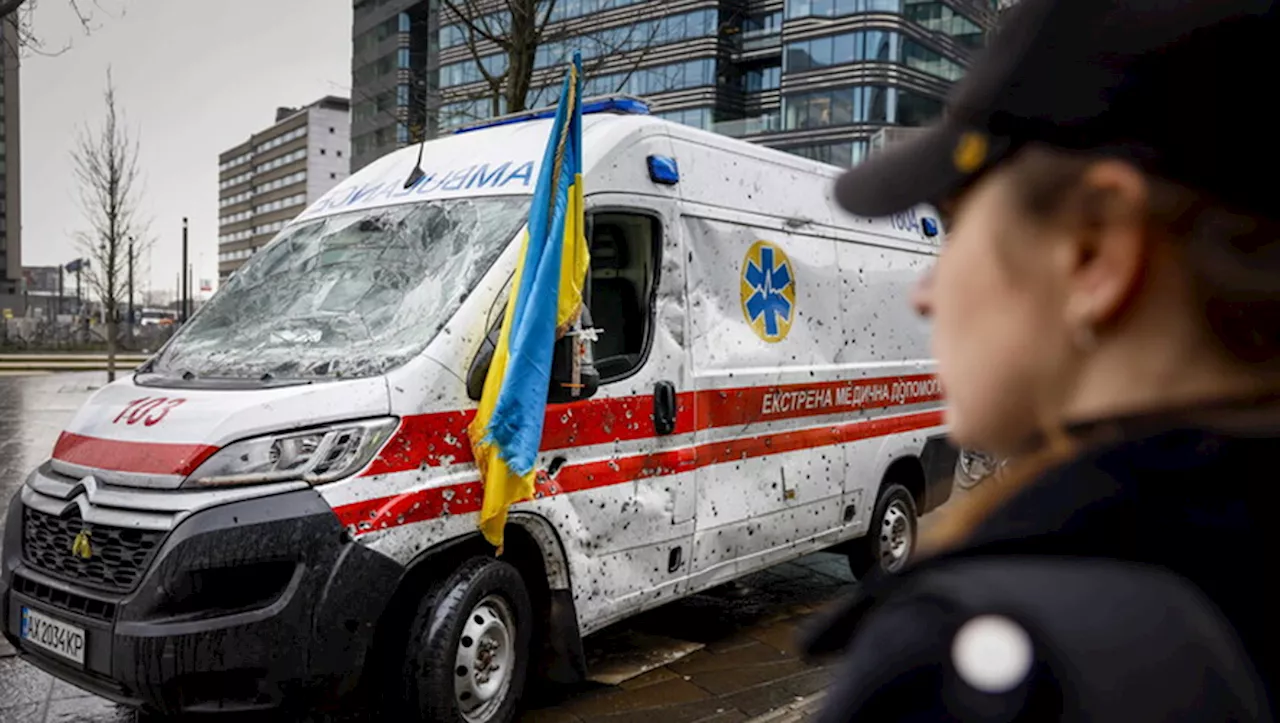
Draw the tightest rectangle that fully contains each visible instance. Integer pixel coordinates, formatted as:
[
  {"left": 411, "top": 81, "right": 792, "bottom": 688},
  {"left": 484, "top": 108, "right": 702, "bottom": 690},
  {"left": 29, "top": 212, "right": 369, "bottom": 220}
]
[
  {"left": 0, "top": 374, "right": 107, "bottom": 534},
  {"left": 0, "top": 374, "right": 862, "bottom": 723}
]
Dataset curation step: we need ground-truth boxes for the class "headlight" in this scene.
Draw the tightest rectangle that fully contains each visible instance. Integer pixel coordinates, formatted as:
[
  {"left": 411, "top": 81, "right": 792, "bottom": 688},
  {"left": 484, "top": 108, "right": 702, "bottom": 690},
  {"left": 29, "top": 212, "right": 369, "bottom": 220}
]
[{"left": 183, "top": 418, "right": 399, "bottom": 488}]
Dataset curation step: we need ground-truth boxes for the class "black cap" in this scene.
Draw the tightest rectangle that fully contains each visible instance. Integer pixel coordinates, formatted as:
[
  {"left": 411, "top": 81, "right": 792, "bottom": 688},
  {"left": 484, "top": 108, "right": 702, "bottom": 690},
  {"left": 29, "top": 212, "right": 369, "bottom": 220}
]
[{"left": 835, "top": 0, "right": 1279, "bottom": 219}]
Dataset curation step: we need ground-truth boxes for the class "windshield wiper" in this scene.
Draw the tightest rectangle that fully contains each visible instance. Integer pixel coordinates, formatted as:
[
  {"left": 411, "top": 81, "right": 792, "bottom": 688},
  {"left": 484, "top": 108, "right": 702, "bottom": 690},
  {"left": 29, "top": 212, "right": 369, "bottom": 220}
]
[{"left": 137, "top": 368, "right": 315, "bottom": 390}]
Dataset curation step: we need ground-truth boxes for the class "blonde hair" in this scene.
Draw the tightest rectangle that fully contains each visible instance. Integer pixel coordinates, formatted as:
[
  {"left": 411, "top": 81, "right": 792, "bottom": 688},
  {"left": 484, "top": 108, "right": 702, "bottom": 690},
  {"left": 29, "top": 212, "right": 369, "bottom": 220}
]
[{"left": 919, "top": 144, "right": 1280, "bottom": 555}]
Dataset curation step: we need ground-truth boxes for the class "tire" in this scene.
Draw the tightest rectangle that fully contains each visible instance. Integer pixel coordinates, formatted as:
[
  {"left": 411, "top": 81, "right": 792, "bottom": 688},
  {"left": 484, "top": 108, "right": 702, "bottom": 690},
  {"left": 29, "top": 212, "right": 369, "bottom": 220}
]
[
  {"left": 401, "top": 557, "right": 534, "bottom": 723},
  {"left": 844, "top": 484, "right": 918, "bottom": 579}
]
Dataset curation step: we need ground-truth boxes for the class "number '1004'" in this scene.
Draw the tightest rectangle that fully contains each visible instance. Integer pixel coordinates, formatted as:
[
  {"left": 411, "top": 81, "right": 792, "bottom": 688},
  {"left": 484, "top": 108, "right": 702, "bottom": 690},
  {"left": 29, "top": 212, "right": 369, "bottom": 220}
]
[{"left": 890, "top": 210, "right": 920, "bottom": 233}]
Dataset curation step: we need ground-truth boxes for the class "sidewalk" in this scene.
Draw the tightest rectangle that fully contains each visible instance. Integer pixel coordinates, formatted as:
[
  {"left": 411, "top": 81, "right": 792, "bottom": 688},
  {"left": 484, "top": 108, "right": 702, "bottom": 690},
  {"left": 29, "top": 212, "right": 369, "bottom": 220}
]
[
  {"left": 517, "top": 552, "right": 853, "bottom": 723},
  {"left": 745, "top": 692, "right": 828, "bottom": 723}
]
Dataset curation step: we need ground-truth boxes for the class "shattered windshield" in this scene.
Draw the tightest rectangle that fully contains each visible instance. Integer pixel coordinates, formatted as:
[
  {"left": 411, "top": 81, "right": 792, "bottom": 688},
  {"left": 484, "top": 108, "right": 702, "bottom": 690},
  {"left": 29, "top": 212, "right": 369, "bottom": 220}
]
[{"left": 153, "top": 196, "right": 530, "bottom": 381}]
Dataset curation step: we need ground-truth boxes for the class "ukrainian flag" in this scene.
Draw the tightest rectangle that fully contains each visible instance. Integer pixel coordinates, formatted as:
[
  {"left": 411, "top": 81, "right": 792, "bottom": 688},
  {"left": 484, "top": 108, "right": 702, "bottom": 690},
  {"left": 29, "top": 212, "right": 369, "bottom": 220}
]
[{"left": 469, "top": 52, "right": 591, "bottom": 550}]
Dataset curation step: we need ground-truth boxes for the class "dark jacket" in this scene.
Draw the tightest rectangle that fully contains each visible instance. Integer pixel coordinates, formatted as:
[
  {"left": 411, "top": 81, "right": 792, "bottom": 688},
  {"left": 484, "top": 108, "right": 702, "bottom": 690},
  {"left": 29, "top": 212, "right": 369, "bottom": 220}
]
[{"left": 803, "top": 397, "right": 1278, "bottom": 722}]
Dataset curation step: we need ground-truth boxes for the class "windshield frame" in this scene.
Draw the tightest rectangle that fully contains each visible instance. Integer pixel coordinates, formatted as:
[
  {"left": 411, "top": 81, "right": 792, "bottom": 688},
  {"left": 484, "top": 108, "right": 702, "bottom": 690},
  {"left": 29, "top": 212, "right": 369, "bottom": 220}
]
[{"left": 140, "top": 195, "right": 531, "bottom": 388}]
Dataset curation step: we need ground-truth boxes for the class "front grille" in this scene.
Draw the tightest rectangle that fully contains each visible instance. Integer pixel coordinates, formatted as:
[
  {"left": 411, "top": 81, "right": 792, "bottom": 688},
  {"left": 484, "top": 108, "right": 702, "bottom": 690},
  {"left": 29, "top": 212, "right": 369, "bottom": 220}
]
[
  {"left": 22, "top": 507, "right": 164, "bottom": 593},
  {"left": 11, "top": 573, "right": 117, "bottom": 622}
]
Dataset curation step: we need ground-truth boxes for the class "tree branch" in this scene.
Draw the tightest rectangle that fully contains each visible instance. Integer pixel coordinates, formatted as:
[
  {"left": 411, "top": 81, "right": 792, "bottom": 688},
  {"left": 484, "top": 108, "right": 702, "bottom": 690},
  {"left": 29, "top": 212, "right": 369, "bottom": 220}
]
[
  {"left": 443, "top": 0, "right": 508, "bottom": 113},
  {"left": 66, "top": 0, "right": 96, "bottom": 32},
  {"left": 5, "top": 0, "right": 109, "bottom": 57},
  {"left": 601, "top": 19, "right": 666, "bottom": 94},
  {"left": 72, "top": 67, "right": 146, "bottom": 325},
  {"left": 443, "top": 0, "right": 702, "bottom": 123},
  {"left": 535, "top": 0, "right": 557, "bottom": 38},
  {"left": 441, "top": 0, "right": 507, "bottom": 48},
  {"left": 578, "top": 5, "right": 662, "bottom": 84}
]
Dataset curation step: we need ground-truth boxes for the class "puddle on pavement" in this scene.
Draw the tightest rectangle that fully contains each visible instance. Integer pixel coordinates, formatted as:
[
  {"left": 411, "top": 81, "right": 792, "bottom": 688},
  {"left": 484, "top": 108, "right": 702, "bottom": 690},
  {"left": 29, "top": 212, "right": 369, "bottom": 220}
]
[{"left": 585, "top": 631, "right": 706, "bottom": 686}]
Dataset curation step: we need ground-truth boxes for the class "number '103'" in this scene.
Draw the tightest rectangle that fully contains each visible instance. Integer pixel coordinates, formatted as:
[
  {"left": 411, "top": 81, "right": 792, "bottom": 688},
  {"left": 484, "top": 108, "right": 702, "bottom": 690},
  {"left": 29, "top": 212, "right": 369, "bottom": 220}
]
[{"left": 114, "top": 397, "right": 187, "bottom": 426}]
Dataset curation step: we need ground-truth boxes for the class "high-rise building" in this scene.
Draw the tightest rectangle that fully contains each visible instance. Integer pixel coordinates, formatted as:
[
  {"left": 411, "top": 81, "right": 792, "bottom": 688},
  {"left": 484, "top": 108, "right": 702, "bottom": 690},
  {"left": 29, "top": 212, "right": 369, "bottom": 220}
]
[
  {"left": 1, "top": 17, "right": 22, "bottom": 309},
  {"left": 217, "top": 97, "right": 351, "bottom": 282},
  {"left": 430, "top": 0, "right": 998, "bottom": 167},
  {"left": 350, "top": 0, "right": 436, "bottom": 173}
]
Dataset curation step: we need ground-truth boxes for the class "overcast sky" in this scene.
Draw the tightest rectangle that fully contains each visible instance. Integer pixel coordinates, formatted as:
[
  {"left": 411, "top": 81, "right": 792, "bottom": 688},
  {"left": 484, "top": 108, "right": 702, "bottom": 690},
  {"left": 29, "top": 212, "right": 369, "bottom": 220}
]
[{"left": 21, "top": 0, "right": 352, "bottom": 300}]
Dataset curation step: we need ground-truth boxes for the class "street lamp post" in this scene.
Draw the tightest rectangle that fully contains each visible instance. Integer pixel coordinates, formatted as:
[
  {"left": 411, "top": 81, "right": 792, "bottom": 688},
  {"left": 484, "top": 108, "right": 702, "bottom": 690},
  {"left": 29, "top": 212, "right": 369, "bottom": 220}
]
[
  {"left": 181, "top": 218, "right": 190, "bottom": 322},
  {"left": 127, "top": 235, "right": 136, "bottom": 326}
]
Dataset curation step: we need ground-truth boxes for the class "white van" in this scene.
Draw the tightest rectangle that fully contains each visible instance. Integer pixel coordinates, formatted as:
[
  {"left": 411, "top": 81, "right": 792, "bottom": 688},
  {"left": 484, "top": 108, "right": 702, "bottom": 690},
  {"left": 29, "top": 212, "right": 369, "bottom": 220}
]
[{"left": 1, "top": 99, "right": 956, "bottom": 721}]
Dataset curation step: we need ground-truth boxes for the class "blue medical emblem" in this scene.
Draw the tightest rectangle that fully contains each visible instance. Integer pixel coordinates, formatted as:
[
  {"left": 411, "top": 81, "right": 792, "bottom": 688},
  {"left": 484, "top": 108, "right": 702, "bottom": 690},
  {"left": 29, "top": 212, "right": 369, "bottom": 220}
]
[{"left": 741, "top": 241, "right": 796, "bottom": 342}]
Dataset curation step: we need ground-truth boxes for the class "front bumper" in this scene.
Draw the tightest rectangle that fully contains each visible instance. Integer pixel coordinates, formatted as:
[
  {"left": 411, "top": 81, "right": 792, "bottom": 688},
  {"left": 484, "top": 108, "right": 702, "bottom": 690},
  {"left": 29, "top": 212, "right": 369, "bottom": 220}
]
[{"left": 1, "top": 484, "right": 403, "bottom": 714}]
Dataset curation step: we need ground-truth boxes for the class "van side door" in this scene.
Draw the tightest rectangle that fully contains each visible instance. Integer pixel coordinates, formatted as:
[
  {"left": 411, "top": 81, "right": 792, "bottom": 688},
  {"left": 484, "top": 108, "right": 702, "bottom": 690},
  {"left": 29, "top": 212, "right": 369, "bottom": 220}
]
[
  {"left": 682, "top": 208, "right": 848, "bottom": 592},
  {"left": 528, "top": 193, "right": 697, "bottom": 634}
]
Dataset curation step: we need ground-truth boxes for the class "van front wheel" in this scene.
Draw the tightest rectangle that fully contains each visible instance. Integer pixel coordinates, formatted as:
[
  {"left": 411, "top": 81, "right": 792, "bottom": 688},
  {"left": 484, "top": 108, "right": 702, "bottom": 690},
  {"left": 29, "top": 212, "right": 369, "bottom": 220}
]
[
  {"left": 402, "top": 557, "right": 533, "bottom": 723},
  {"left": 844, "top": 484, "right": 917, "bottom": 579}
]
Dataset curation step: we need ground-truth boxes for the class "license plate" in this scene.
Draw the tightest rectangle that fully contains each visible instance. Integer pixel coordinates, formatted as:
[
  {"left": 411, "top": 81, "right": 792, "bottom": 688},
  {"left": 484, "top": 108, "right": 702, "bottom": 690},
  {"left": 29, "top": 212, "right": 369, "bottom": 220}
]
[{"left": 20, "top": 606, "right": 86, "bottom": 666}]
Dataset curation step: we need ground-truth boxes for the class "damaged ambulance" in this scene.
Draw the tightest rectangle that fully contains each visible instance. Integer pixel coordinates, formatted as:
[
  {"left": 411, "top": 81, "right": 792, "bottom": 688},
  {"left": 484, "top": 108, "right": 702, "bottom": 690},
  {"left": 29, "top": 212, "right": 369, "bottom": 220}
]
[{"left": 1, "top": 98, "right": 957, "bottom": 722}]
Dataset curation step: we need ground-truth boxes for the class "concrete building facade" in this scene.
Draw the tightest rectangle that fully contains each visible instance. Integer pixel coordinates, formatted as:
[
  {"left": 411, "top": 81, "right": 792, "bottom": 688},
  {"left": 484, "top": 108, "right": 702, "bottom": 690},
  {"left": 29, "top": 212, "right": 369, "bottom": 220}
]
[{"left": 217, "top": 97, "right": 350, "bottom": 282}]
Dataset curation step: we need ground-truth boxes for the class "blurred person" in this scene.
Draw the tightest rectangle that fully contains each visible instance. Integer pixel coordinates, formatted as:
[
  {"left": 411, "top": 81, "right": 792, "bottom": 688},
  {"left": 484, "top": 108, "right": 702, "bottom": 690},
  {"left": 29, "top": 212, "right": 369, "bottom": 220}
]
[{"left": 802, "top": 0, "right": 1279, "bottom": 720}]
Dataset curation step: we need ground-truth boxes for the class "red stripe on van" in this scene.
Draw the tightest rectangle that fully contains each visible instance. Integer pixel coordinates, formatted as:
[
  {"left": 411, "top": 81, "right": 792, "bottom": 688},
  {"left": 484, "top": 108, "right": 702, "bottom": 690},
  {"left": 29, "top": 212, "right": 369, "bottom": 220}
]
[
  {"left": 335, "top": 409, "right": 944, "bottom": 534},
  {"left": 362, "top": 392, "right": 697, "bottom": 476},
  {"left": 694, "top": 374, "right": 940, "bottom": 429},
  {"left": 51, "top": 432, "right": 219, "bottom": 477},
  {"left": 363, "top": 374, "right": 939, "bottom": 477}
]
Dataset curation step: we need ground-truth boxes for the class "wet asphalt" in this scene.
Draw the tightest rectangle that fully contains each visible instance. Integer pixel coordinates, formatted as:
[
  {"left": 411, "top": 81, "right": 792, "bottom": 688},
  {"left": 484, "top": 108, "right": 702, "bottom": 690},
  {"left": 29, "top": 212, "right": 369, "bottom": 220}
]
[
  {"left": 0, "top": 374, "right": 107, "bottom": 535},
  {"left": 0, "top": 373, "right": 863, "bottom": 723}
]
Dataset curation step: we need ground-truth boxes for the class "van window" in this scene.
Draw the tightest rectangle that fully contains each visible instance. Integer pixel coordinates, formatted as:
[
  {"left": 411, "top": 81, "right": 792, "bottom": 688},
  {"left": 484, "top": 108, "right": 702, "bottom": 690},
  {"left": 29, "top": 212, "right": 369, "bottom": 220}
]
[{"left": 588, "top": 213, "right": 661, "bottom": 382}]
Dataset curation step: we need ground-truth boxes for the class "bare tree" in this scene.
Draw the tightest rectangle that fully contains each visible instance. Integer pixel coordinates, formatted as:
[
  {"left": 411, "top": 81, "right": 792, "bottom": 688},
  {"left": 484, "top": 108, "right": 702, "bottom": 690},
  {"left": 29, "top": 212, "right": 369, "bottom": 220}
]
[
  {"left": 72, "top": 70, "right": 145, "bottom": 382},
  {"left": 1, "top": 0, "right": 102, "bottom": 56},
  {"left": 439, "top": 0, "right": 669, "bottom": 123}
]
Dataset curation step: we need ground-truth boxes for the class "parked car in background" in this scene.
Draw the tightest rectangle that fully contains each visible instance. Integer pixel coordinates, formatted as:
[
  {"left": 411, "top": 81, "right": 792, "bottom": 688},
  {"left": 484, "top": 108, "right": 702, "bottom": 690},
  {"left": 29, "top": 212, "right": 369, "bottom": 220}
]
[{"left": 137, "top": 308, "right": 177, "bottom": 327}]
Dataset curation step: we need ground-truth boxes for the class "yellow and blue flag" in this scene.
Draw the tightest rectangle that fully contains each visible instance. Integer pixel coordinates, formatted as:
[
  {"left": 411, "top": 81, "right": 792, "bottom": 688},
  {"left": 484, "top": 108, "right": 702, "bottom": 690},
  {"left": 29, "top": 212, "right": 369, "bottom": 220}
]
[{"left": 469, "top": 52, "right": 591, "bottom": 549}]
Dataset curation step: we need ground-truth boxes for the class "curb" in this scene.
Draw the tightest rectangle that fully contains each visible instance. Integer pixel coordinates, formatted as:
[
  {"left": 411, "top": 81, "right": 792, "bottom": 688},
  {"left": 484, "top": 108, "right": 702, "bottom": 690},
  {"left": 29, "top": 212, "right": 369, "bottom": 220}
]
[{"left": 745, "top": 691, "right": 828, "bottom": 723}]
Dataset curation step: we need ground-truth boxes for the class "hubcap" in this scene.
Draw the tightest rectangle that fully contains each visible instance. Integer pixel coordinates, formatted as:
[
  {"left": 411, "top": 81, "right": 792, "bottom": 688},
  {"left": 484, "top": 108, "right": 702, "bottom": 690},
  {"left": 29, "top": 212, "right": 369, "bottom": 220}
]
[
  {"left": 454, "top": 595, "right": 516, "bottom": 722},
  {"left": 958, "top": 450, "right": 998, "bottom": 488},
  {"left": 879, "top": 501, "right": 913, "bottom": 572}
]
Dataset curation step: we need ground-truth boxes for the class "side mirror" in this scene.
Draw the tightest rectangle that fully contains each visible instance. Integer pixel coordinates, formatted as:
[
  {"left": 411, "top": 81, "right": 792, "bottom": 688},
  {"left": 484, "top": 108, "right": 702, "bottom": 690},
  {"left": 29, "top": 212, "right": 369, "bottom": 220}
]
[
  {"left": 465, "top": 306, "right": 600, "bottom": 403},
  {"left": 466, "top": 324, "right": 500, "bottom": 402}
]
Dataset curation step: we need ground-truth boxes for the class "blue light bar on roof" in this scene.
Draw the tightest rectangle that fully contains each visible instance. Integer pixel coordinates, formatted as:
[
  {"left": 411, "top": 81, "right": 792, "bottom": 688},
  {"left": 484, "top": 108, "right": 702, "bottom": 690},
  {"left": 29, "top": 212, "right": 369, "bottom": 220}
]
[{"left": 454, "top": 96, "right": 650, "bottom": 135}]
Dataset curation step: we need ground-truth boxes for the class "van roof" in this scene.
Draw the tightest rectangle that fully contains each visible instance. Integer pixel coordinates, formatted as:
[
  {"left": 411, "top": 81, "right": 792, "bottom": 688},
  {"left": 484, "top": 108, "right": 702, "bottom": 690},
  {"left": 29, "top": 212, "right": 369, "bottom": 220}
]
[{"left": 294, "top": 113, "right": 858, "bottom": 224}]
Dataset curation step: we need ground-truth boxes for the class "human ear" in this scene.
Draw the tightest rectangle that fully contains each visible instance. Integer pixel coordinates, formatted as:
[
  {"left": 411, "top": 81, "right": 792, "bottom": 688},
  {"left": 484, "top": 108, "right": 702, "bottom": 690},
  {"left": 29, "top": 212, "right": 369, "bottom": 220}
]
[{"left": 1059, "top": 160, "right": 1150, "bottom": 332}]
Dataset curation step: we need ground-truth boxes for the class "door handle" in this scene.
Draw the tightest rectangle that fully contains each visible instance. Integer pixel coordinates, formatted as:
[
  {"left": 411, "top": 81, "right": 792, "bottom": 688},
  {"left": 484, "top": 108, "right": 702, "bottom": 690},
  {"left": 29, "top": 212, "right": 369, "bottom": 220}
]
[{"left": 653, "top": 381, "right": 677, "bottom": 436}]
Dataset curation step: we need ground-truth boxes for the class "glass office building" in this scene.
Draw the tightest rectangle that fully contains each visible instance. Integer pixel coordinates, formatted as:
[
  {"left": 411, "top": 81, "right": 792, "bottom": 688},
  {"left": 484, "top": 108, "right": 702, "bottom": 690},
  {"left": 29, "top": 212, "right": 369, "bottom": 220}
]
[
  {"left": 760, "top": 0, "right": 995, "bottom": 165},
  {"left": 429, "top": 0, "right": 998, "bottom": 167},
  {"left": 351, "top": 0, "right": 437, "bottom": 172}
]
